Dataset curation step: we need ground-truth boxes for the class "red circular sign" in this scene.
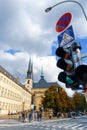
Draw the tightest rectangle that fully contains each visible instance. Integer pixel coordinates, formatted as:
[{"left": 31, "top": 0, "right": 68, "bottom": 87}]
[{"left": 56, "top": 12, "right": 72, "bottom": 33}]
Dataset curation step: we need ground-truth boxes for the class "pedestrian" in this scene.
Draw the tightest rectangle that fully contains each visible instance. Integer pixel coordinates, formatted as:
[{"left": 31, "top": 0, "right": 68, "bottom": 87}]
[
  {"left": 39, "top": 111, "right": 42, "bottom": 121},
  {"left": 22, "top": 112, "right": 25, "bottom": 122},
  {"left": 18, "top": 112, "right": 21, "bottom": 121},
  {"left": 29, "top": 111, "right": 32, "bottom": 122},
  {"left": 34, "top": 111, "right": 37, "bottom": 121},
  {"left": 37, "top": 111, "right": 40, "bottom": 121},
  {"left": 37, "top": 111, "right": 42, "bottom": 121}
]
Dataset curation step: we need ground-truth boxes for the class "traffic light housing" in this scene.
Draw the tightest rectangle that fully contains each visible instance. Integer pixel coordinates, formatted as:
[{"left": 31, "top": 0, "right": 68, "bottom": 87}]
[
  {"left": 56, "top": 47, "right": 74, "bottom": 71},
  {"left": 75, "top": 64, "right": 87, "bottom": 83},
  {"left": 55, "top": 46, "right": 80, "bottom": 90},
  {"left": 58, "top": 71, "right": 80, "bottom": 90},
  {"left": 58, "top": 72, "right": 75, "bottom": 85}
]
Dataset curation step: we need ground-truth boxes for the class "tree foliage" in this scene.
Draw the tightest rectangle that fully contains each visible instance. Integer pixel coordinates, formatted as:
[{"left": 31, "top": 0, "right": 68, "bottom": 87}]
[
  {"left": 42, "top": 85, "right": 72, "bottom": 113},
  {"left": 42, "top": 85, "right": 87, "bottom": 114},
  {"left": 73, "top": 92, "right": 87, "bottom": 111}
]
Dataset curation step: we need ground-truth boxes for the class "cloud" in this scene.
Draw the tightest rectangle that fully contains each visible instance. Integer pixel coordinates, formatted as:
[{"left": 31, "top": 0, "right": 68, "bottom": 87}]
[{"left": 0, "top": 0, "right": 87, "bottom": 97}]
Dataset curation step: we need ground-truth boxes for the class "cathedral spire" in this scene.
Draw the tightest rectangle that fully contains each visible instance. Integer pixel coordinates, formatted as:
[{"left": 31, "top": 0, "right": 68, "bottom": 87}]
[
  {"left": 27, "top": 57, "right": 33, "bottom": 79},
  {"left": 41, "top": 65, "right": 44, "bottom": 78}
]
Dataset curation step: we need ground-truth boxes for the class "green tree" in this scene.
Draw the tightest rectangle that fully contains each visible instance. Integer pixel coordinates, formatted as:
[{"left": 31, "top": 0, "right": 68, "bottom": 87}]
[
  {"left": 73, "top": 92, "right": 87, "bottom": 112},
  {"left": 42, "top": 85, "right": 72, "bottom": 113}
]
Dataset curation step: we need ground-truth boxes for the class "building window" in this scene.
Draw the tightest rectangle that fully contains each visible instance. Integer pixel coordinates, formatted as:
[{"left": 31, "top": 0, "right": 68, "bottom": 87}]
[{"left": 27, "top": 80, "right": 30, "bottom": 84}]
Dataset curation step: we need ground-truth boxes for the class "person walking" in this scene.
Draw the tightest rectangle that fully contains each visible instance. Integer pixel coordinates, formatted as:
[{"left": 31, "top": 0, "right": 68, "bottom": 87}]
[
  {"left": 39, "top": 111, "right": 42, "bottom": 121},
  {"left": 29, "top": 111, "right": 32, "bottom": 122},
  {"left": 22, "top": 112, "right": 25, "bottom": 122}
]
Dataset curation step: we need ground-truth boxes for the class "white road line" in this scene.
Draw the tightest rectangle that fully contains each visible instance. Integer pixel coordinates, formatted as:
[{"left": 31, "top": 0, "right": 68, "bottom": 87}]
[
  {"left": 71, "top": 124, "right": 83, "bottom": 129},
  {"left": 78, "top": 125, "right": 87, "bottom": 130}
]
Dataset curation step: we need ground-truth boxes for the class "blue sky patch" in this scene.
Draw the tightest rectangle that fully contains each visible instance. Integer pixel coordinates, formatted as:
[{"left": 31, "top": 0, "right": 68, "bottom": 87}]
[
  {"left": 51, "top": 41, "right": 58, "bottom": 56},
  {"left": 5, "top": 49, "right": 21, "bottom": 55}
]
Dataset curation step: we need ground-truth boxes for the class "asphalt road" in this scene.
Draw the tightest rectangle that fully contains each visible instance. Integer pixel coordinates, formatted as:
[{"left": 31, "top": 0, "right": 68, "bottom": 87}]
[{"left": 0, "top": 116, "right": 87, "bottom": 130}]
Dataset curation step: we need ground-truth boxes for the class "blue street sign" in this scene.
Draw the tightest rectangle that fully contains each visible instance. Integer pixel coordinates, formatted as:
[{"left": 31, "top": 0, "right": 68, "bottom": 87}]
[{"left": 58, "top": 25, "right": 75, "bottom": 47}]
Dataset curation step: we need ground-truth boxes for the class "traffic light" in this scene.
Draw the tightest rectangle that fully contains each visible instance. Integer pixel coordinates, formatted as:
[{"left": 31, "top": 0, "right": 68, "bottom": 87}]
[
  {"left": 58, "top": 71, "right": 80, "bottom": 90},
  {"left": 56, "top": 47, "right": 74, "bottom": 71},
  {"left": 55, "top": 46, "right": 80, "bottom": 89},
  {"left": 75, "top": 64, "right": 87, "bottom": 83}
]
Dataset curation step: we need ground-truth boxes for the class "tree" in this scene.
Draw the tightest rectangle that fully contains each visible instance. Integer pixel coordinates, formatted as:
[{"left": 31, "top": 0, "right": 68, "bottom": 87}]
[
  {"left": 73, "top": 92, "right": 87, "bottom": 112},
  {"left": 42, "top": 85, "right": 71, "bottom": 114}
]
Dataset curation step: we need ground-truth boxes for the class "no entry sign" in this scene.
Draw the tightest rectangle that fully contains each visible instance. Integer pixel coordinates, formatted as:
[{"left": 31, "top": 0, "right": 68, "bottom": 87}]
[{"left": 56, "top": 12, "right": 72, "bottom": 33}]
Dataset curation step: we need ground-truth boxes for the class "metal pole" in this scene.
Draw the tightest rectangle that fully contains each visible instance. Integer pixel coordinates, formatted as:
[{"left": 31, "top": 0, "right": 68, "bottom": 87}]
[
  {"left": 74, "top": 48, "right": 82, "bottom": 65},
  {"left": 81, "top": 53, "right": 87, "bottom": 59},
  {"left": 45, "top": 0, "right": 87, "bottom": 21},
  {"left": 74, "top": 53, "right": 87, "bottom": 64}
]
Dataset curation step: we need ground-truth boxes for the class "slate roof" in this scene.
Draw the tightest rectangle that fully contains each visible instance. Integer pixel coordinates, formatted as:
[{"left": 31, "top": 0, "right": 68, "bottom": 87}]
[
  {"left": 33, "top": 75, "right": 58, "bottom": 89},
  {"left": 0, "top": 65, "right": 31, "bottom": 93}
]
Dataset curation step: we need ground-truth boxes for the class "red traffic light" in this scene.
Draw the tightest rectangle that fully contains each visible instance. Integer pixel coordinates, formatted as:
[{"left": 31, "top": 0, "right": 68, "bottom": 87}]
[
  {"left": 56, "top": 47, "right": 74, "bottom": 71},
  {"left": 56, "top": 47, "right": 71, "bottom": 59}
]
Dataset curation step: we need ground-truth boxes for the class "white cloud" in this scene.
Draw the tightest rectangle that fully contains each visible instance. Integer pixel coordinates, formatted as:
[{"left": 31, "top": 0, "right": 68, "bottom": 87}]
[{"left": 0, "top": 0, "right": 86, "bottom": 96}]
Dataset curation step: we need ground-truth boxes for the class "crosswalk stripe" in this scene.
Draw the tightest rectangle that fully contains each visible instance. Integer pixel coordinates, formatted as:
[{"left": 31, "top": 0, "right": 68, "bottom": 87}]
[
  {"left": 58, "top": 123, "right": 76, "bottom": 128},
  {"left": 78, "top": 125, "right": 87, "bottom": 130},
  {"left": 0, "top": 117, "right": 87, "bottom": 130},
  {"left": 64, "top": 124, "right": 83, "bottom": 129}
]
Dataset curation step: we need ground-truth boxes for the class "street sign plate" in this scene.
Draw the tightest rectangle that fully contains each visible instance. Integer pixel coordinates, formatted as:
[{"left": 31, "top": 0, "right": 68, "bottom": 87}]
[
  {"left": 56, "top": 12, "right": 72, "bottom": 33},
  {"left": 58, "top": 25, "right": 75, "bottom": 47}
]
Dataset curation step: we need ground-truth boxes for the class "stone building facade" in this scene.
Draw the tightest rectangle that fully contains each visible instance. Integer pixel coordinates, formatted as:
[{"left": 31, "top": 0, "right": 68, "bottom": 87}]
[
  {"left": 0, "top": 58, "right": 58, "bottom": 114},
  {"left": 0, "top": 65, "right": 32, "bottom": 115}
]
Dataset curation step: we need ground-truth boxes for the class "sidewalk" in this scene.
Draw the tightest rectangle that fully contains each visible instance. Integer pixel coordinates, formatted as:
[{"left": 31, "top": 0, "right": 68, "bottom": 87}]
[
  {"left": 0, "top": 116, "right": 83, "bottom": 126},
  {"left": 0, "top": 114, "right": 19, "bottom": 119},
  {"left": 0, "top": 114, "right": 82, "bottom": 124},
  {"left": 17, "top": 116, "right": 71, "bottom": 124}
]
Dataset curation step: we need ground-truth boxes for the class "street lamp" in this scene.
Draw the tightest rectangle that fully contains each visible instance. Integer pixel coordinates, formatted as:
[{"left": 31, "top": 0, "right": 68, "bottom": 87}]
[{"left": 45, "top": 0, "right": 87, "bottom": 21}]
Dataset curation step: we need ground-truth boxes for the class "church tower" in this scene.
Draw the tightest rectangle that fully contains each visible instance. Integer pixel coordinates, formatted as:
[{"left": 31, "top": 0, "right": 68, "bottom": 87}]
[{"left": 25, "top": 58, "right": 33, "bottom": 91}]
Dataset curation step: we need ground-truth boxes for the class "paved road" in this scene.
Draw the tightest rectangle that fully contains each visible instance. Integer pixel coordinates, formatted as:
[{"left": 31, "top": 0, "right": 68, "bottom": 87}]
[{"left": 0, "top": 116, "right": 87, "bottom": 130}]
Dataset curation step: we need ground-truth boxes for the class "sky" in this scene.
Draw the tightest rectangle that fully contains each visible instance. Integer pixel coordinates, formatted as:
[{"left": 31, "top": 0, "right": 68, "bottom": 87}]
[{"left": 0, "top": 0, "right": 87, "bottom": 97}]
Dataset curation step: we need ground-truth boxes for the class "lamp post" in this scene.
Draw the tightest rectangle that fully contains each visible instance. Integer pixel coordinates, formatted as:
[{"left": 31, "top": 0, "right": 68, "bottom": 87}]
[{"left": 45, "top": 0, "right": 87, "bottom": 21}]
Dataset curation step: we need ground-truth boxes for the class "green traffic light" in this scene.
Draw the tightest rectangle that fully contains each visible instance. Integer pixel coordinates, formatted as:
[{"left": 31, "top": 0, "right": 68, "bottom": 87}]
[
  {"left": 58, "top": 72, "right": 76, "bottom": 85},
  {"left": 66, "top": 76, "right": 74, "bottom": 85}
]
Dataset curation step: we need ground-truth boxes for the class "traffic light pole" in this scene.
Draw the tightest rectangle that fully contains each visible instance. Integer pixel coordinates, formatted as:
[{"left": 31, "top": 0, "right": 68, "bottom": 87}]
[
  {"left": 74, "top": 50, "right": 87, "bottom": 65},
  {"left": 72, "top": 42, "right": 87, "bottom": 102},
  {"left": 74, "top": 48, "right": 82, "bottom": 65},
  {"left": 81, "top": 53, "right": 87, "bottom": 59},
  {"left": 73, "top": 49, "right": 87, "bottom": 65},
  {"left": 72, "top": 42, "right": 82, "bottom": 66},
  {"left": 71, "top": 42, "right": 87, "bottom": 66}
]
